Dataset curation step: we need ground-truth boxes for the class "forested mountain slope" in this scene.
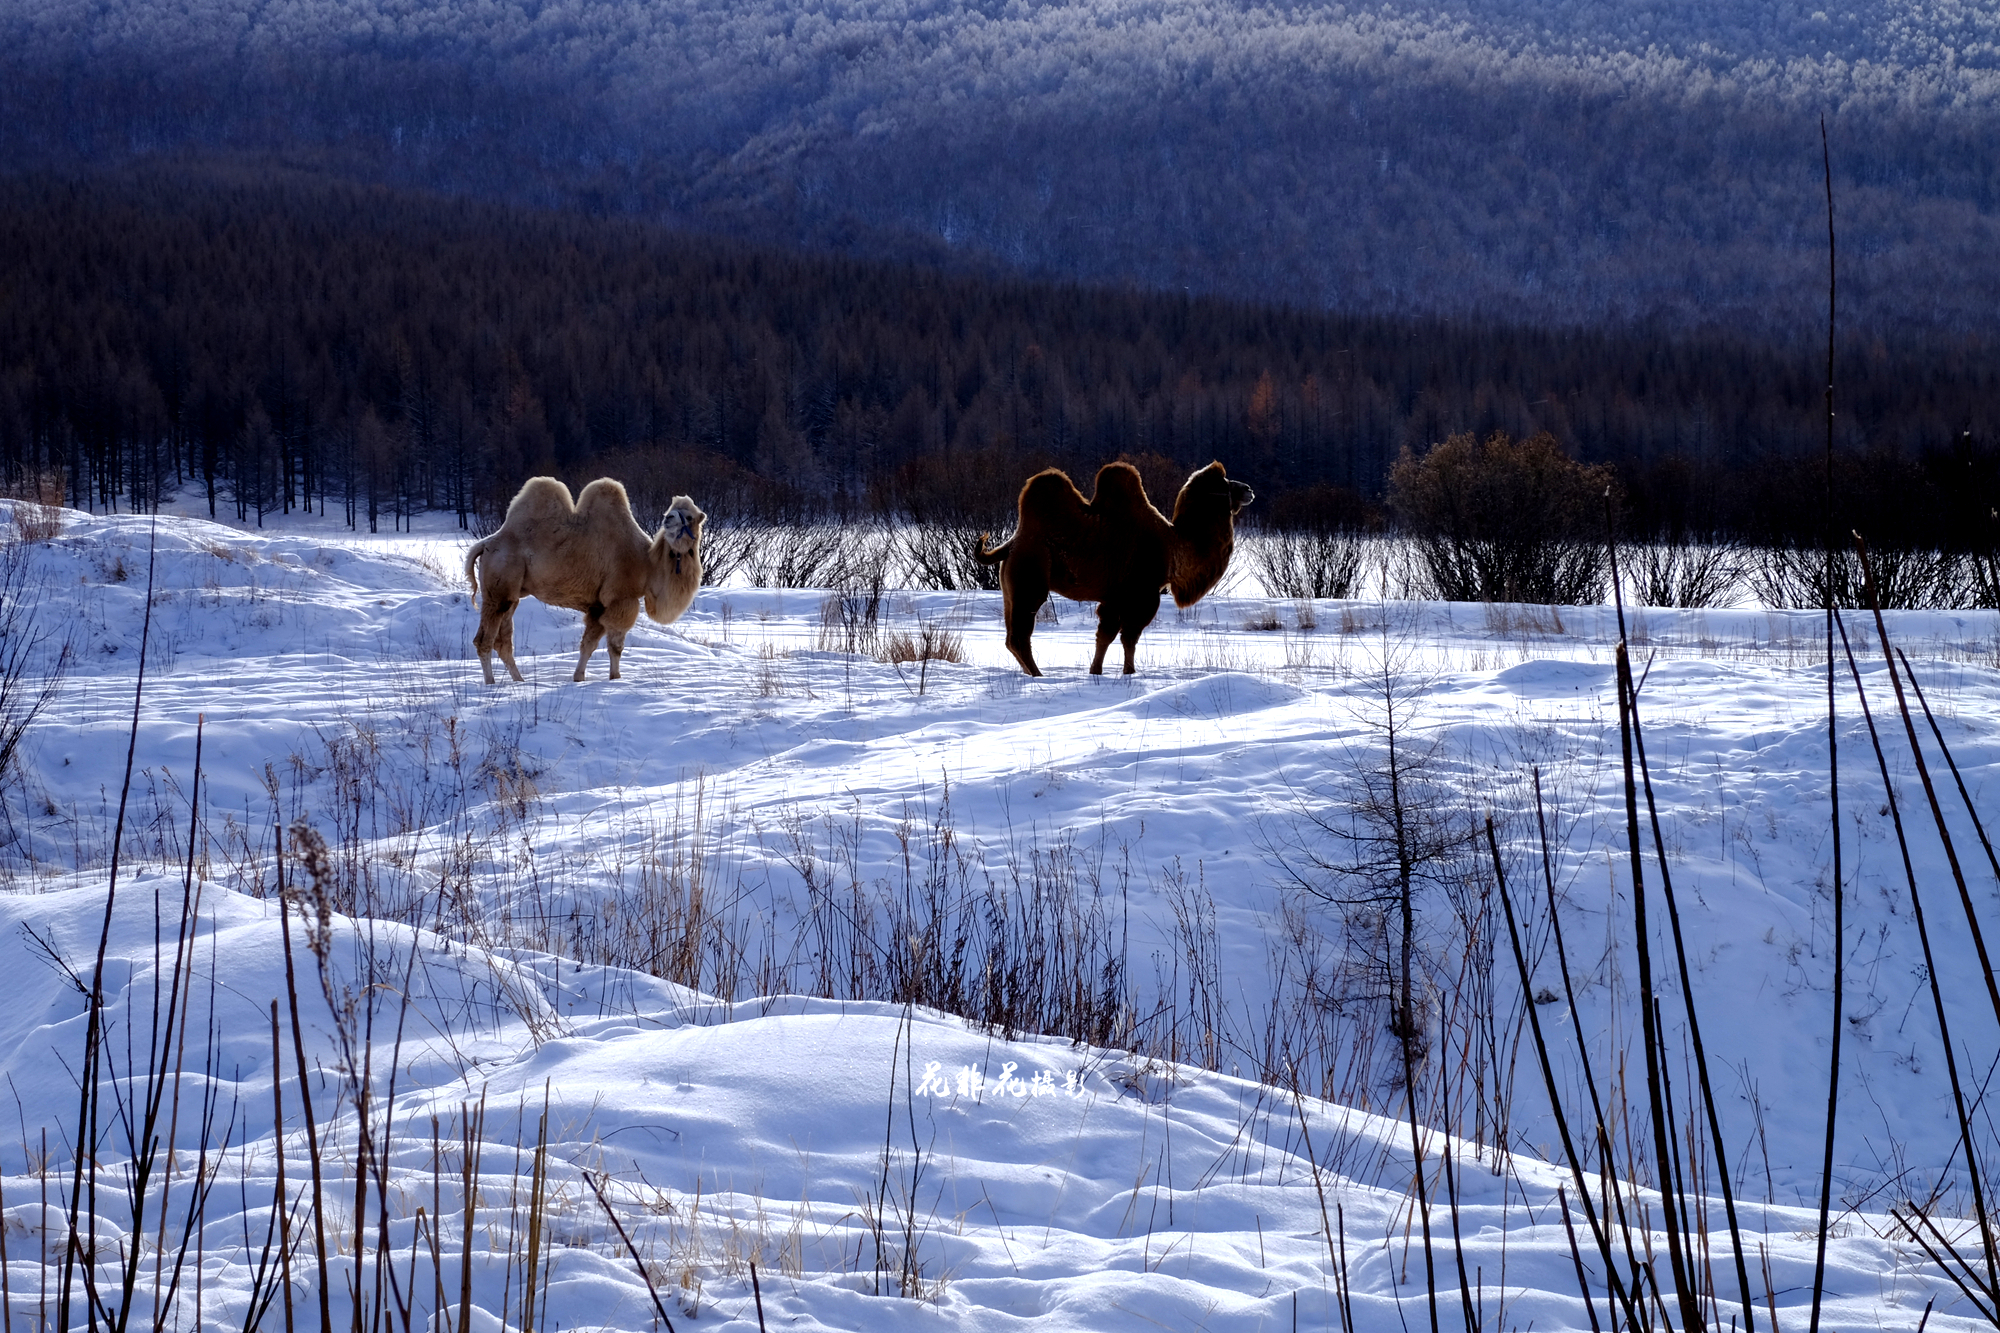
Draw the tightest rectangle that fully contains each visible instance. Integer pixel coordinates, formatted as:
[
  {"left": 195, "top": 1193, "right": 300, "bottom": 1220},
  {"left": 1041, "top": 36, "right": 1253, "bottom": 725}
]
[
  {"left": 3, "top": 171, "right": 1994, "bottom": 537},
  {"left": 4, "top": 0, "right": 1995, "bottom": 335}
]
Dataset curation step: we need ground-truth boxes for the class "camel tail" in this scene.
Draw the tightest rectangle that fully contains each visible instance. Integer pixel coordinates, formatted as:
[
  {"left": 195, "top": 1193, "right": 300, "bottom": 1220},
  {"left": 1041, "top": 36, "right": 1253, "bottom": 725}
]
[
  {"left": 464, "top": 538, "right": 489, "bottom": 594},
  {"left": 973, "top": 533, "right": 1012, "bottom": 566}
]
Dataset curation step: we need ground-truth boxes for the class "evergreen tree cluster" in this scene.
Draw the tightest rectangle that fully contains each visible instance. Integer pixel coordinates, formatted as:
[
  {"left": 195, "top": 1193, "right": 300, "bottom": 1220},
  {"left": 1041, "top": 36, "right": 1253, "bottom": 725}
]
[
  {"left": 2, "top": 0, "right": 1995, "bottom": 338},
  {"left": 1, "top": 168, "right": 1994, "bottom": 548}
]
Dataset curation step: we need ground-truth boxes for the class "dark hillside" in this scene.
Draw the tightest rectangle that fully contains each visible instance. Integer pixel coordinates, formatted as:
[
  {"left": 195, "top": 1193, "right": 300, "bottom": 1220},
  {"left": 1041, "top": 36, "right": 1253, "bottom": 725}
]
[
  {"left": 1, "top": 168, "right": 1993, "bottom": 542},
  {"left": 3, "top": 0, "right": 1996, "bottom": 338}
]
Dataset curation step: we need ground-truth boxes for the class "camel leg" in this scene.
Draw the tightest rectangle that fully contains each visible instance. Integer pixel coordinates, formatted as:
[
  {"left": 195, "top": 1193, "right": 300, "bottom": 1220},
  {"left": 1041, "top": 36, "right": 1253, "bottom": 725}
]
[
  {"left": 474, "top": 599, "right": 513, "bottom": 685},
  {"left": 1118, "top": 594, "right": 1163, "bottom": 675},
  {"left": 574, "top": 606, "right": 609, "bottom": 682},
  {"left": 496, "top": 613, "right": 524, "bottom": 682},
  {"left": 1000, "top": 562, "right": 1046, "bottom": 677},
  {"left": 603, "top": 601, "right": 639, "bottom": 680},
  {"left": 1090, "top": 601, "right": 1120, "bottom": 675}
]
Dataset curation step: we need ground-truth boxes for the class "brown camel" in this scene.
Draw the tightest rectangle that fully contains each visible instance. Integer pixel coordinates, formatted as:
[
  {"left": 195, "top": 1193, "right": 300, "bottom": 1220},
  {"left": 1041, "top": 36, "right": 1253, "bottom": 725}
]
[
  {"left": 465, "top": 477, "right": 705, "bottom": 684},
  {"left": 975, "top": 460, "right": 1253, "bottom": 676}
]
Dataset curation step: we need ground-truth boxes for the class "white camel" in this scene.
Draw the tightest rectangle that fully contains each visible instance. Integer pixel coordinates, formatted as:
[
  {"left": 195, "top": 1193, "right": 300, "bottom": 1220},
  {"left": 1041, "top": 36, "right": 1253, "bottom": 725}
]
[{"left": 464, "top": 477, "right": 704, "bottom": 684}]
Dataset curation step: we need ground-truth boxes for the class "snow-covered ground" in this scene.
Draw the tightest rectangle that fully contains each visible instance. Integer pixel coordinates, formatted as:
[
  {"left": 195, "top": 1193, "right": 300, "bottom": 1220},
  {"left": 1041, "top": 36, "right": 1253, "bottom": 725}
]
[{"left": 1, "top": 500, "right": 1997, "bottom": 1331}]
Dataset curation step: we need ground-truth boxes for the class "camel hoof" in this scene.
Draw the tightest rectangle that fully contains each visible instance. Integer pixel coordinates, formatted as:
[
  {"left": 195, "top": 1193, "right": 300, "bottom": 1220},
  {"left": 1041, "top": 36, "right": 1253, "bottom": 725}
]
[{"left": 573, "top": 669, "right": 587, "bottom": 683}]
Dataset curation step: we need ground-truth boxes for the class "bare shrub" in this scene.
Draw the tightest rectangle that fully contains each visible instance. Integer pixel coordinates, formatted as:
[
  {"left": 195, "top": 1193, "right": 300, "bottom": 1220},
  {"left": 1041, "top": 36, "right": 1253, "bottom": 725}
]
[
  {"left": 880, "top": 620, "right": 966, "bottom": 694},
  {"left": 1250, "top": 529, "right": 1370, "bottom": 600},
  {"left": 877, "top": 443, "right": 1030, "bottom": 591},
  {"left": 878, "top": 623, "right": 964, "bottom": 667},
  {"left": 1749, "top": 542, "right": 1973, "bottom": 609},
  {"left": 894, "top": 522, "right": 1001, "bottom": 592},
  {"left": 9, "top": 500, "right": 63, "bottom": 545},
  {"left": 1242, "top": 604, "right": 1282, "bottom": 632},
  {"left": 1972, "top": 548, "right": 2000, "bottom": 609},
  {"left": 1621, "top": 536, "right": 1748, "bottom": 608},
  {"left": 1, "top": 470, "right": 66, "bottom": 510},
  {"left": 744, "top": 525, "right": 859, "bottom": 588},
  {"left": 1270, "top": 641, "right": 1469, "bottom": 1069},
  {"left": 818, "top": 570, "right": 886, "bottom": 655},
  {"left": 1390, "top": 431, "right": 1614, "bottom": 605},
  {"left": 693, "top": 517, "right": 754, "bottom": 586},
  {"left": 0, "top": 537, "right": 72, "bottom": 804}
]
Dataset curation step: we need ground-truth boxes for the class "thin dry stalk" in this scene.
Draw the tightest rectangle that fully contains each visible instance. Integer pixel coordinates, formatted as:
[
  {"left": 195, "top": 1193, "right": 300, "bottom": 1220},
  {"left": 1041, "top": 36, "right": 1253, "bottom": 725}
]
[
  {"left": 1896, "top": 649, "right": 2000, "bottom": 887},
  {"left": 458, "top": 1094, "right": 485, "bottom": 1333},
  {"left": 0, "top": 1168, "right": 10, "bottom": 1333},
  {"left": 276, "top": 830, "right": 334, "bottom": 1333},
  {"left": 1621, "top": 630, "right": 1758, "bottom": 1327},
  {"left": 1606, "top": 518, "right": 1703, "bottom": 1332},
  {"left": 1833, "top": 603, "right": 2000, "bottom": 1308},
  {"left": 1855, "top": 540, "right": 2000, "bottom": 1030},
  {"left": 60, "top": 517, "right": 157, "bottom": 1333},
  {"left": 270, "top": 1002, "right": 295, "bottom": 1333},
  {"left": 520, "top": 1093, "right": 549, "bottom": 1333},
  {"left": 1809, "top": 112, "right": 1846, "bottom": 1333},
  {"left": 581, "top": 1171, "right": 680, "bottom": 1333},
  {"left": 1486, "top": 815, "right": 1636, "bottom": 1331},
  {"left": 1286, "top": 1075, "right": 1343, "bottom": 1328},
  {"left": 1556, "top": 1185, "right": 1602, "bottom": 1333}
]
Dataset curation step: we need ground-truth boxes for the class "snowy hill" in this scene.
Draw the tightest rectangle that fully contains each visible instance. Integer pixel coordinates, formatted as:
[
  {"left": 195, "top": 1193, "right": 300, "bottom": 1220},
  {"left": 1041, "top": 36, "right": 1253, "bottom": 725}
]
[
  {"left": 1, "top": 500, "right": 1997, "bottom": 1330},
  {"left": 7, "top": 0, "right": 1998, "bottom": 333}
]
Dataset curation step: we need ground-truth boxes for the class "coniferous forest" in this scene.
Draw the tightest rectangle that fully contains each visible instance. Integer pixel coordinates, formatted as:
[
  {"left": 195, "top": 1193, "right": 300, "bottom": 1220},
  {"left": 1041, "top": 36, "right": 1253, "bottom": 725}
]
[{"left": 4, "top": 167, "right": 1996, "bottom": 554}]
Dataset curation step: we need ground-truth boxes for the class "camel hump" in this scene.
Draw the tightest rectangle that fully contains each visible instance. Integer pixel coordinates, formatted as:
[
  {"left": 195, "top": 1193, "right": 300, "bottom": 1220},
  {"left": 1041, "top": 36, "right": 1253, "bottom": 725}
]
[
  {"left": 1018, "top": 468, "right": 1090, "bottom": 516},
  {"left": 1090, "top": 462, "right": 1150, "bottom": 513},
  {"left": 574, "top": 478, "right": 637, "bottom": 524},
  {"left": 502, "top": 476, "right": 578, "bottom": 526}
]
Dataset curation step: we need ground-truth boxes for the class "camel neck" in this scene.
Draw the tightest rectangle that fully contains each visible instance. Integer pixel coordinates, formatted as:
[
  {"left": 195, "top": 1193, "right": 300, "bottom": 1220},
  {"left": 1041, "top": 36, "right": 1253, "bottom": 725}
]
[{"left": 1167, "top": 512, "right": 1234, "bottom": 606}]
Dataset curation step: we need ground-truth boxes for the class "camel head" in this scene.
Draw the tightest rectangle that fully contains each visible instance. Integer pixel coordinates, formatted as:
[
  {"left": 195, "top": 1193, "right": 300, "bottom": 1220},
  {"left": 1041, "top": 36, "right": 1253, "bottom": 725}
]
[
  {"left": 1171, "top": 462, "right": 1255, "bottom": 525},
  {"left": 1166, "top": 463, "right": 1253, "bottom": 608},
  {"left": 656, "top": 495, "right": 706, "bottom": 555},
  {"left": 643, "top": 495, "right": 706, "bottom": 622}
]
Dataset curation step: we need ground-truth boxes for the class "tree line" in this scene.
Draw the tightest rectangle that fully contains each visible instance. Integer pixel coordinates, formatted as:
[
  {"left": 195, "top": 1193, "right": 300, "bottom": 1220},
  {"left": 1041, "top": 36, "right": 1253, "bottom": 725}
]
[{"left": 1, "top": 166, "right": 1994, "bottom": 549}]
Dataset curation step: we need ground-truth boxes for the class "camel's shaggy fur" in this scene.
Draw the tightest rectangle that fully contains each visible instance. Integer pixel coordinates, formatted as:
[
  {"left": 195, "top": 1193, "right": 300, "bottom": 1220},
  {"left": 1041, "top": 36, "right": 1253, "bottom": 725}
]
[
  {"left": 465, "top": 477, "right": 705, "bottom": 684},
  {"left": 975, "top": 460, "right": 1253, "bottom": 676}
]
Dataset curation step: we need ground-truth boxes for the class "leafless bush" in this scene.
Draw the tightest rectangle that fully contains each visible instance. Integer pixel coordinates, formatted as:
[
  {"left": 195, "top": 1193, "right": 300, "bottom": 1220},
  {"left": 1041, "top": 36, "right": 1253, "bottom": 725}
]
[
  {"left": 881, "top": 621, "right": 964, "bottom": 695},
  {"left": 1, "top": 470, "right": 66, "bottom": 506},
  {"left": 1265, "top": 628, "right": 1479, "bottom": 1093},
  {"left": 0, "top": 536, "right": 72, "bottom": 813},
  {"left": 818, "top": 566, "right": 888, "bottom": 656},
  {"left": 1971, "top": 549, "right": 2000, "bottom": 609},
  {"left": 9, "top": 499, "right": 63, "bottom": 545},
  {"left": 1390, "top": 431, "right": 1614, "bottom": 605},
  {"left": 1749, "top": 542, "right": 1973, "bottom": 609},
  {"left": 695, "top": 517, "right": 754, "bottom": 586},
  {"left": 1242, "top": 604, "right": 1283, "bottom": 632},
  {"left": 1620, "top": 536, "right": 1748, "bottom": 608},
  {"left": 743, "top": 525, "right": 890, "bottom": 589},
  {"left": 894, "top": 522, "right": 1001, "bottom": 592},
  {"left": 879, "top": 623, "right": 964, "bottom": 667},
  {"left": 1250, "top": 529, "right": 1370, "bottom": 600}
]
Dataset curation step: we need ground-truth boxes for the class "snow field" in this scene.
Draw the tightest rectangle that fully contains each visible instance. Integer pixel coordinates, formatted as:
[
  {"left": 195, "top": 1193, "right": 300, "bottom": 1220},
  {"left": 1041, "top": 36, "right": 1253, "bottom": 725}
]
[{"left": 0, "top": 502, "right": 1997, "bottom": 1330}]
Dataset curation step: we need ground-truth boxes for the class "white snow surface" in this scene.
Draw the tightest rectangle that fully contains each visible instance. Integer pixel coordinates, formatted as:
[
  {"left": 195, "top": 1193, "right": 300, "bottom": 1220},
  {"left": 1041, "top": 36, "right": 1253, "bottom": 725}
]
[{"left": 1, "top": 500, "right": 1998, "bottom": 1331}]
